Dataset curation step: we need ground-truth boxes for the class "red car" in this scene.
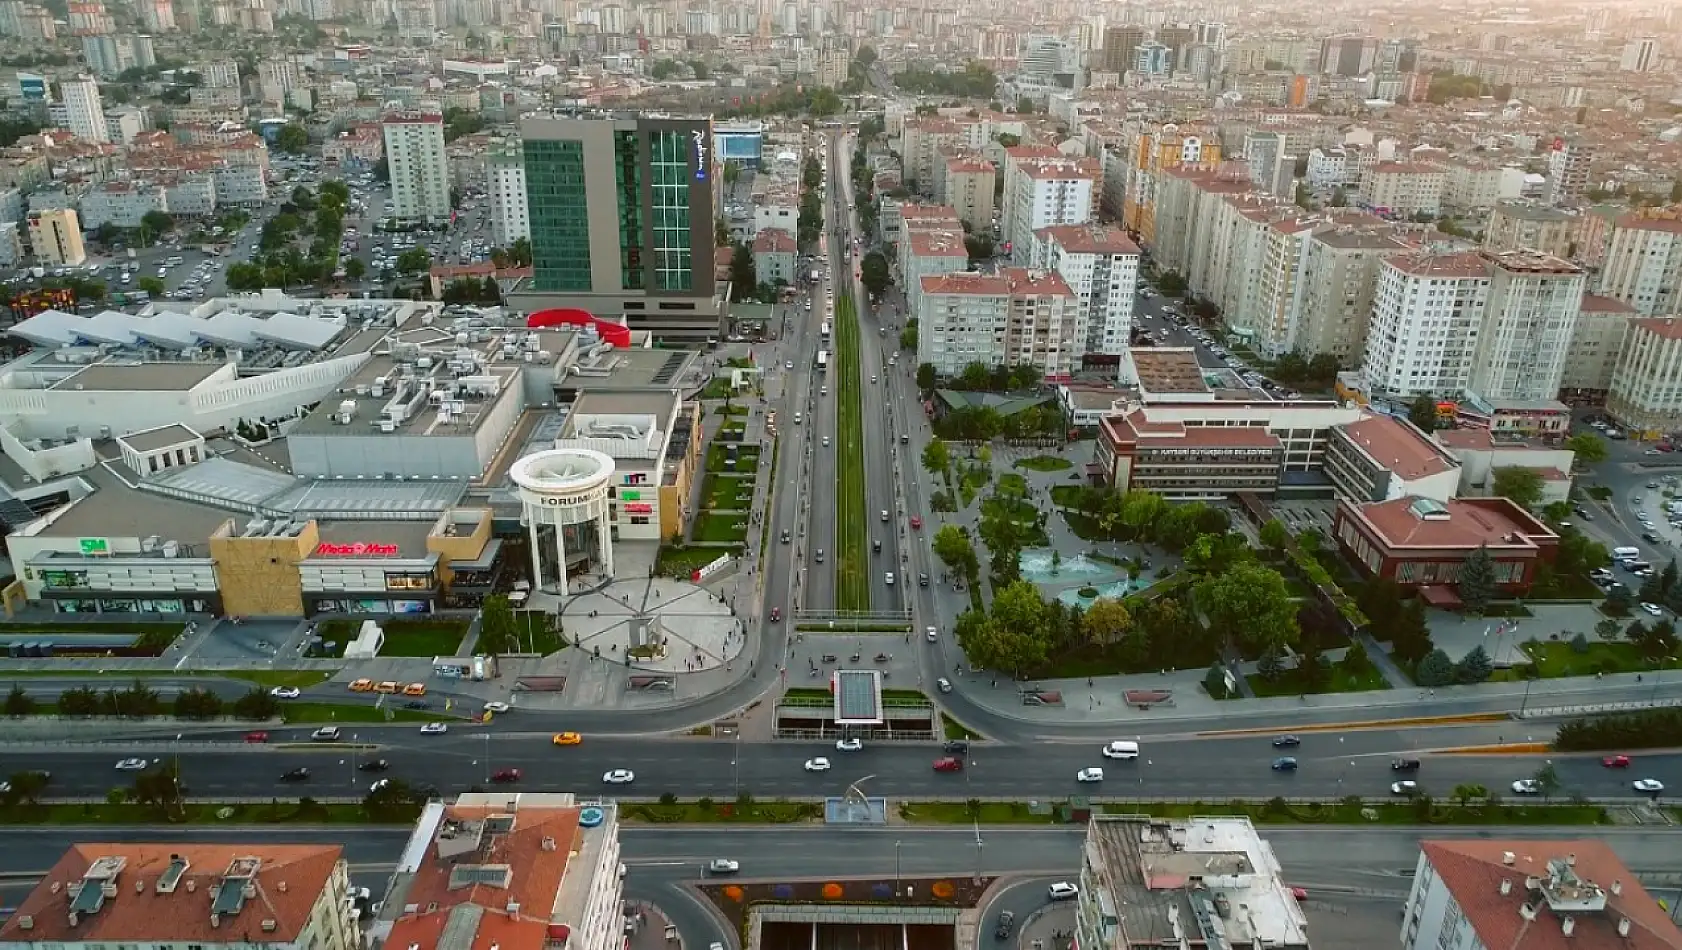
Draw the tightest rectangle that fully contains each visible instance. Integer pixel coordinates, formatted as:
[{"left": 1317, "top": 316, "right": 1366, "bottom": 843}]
[
  {"left": 244, "top": 731, "right": 269, "bottom": 743},
  {"left": 933, "top": 756, "right": 963, "bottom": 772},
  {"left": 491, "top": 768, "right": 522, "bottom": 783},
  {"left": 770, "top": 606, "right": 781, "bottom": 622},
  {"left": 909, "top": 516, "right": 923, "bottom": 530},
  {"left": 1290, "top": 887, "right": 1308, "bottom": 901},
  {"left": 1602, "top": 755, "right": 1632, "bottom": 768}
]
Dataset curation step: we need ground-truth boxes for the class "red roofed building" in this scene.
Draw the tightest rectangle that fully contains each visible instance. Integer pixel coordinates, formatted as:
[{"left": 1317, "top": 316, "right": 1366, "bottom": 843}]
[
  {"left": 1324, "top": 412, "right": 1461, "bottom": 504},
  {"left": 751, "top": 227, "right": 797, "bottom": 286},
  {"left": 1096, "top": 409, "right": 1285, "bottom": 498},
  {"left": 378, "top": 794, "right": 624, "bottom": 950},
  {"left": 1402, "top": 840, "right": 1682, "bottom": 950},
  {"left": 1332, "top": 495, "right": 1558, "bottom": 597},
  {"left": 0, "top": 843, "right": 357, "bottom": 950},
  {"left": 917, "top": 268, "right": 1079, "bottom": 380}
]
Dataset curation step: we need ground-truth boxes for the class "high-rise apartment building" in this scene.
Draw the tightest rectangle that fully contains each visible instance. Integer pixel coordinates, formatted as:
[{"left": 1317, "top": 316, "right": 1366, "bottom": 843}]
[
  {"left": 489, "top": 138, "right": 530, "bottom": 247},
  {"left": 1002, "top": 155, "right": 1099, "bottom": 264},
  {"left": 1467, "top": 251, "right": 1585, "bottom": 402},
  {"left": 916, "top": 269, "right": 1079, "bottom": 379},
  {"left": 1597, "top": 210, "right": 1682, "bottom": 316},
  {"left": 1029, "top": 224, "right": 1140, "bottom": 355},
  {"left": 1546, "top": 139, "right": 1592, "bottom": 207},
  {"left": 60, "top": 76, "right": 109, "bottom": 143},
  {"left": 1320, "top": 34, "right": 1374, "bottom": 75},
  {"left": 1295, "top": 226, "right": 1416, "bottom": 365},
  {"left": 510, "top": 114, "right": 721, "bottom": 340},
  {"left": 26, "top": 208, "right": 86, "bottom": 265},
  {"left": 1620, "top": 37, "right": 1659, "bottom": 71},
  {"left": 382, "top": 112, "right": 451, "bottom": 224},
  {"left": 1099, "top": 25, "right": 1144, "bottom": 73}
]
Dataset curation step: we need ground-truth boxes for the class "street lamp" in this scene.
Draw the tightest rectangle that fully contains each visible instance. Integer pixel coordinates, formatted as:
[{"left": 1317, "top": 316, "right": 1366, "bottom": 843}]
[
  {"left": 1519, "top": 677, "right": 1538, "bottom": 716},
  {"left": 895, "top": 839, "right": 902, "bottom": 891}
]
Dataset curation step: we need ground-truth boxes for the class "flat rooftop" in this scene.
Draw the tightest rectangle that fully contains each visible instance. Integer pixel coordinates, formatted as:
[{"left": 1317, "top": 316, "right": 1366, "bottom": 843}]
[
  {"left": 51, "top": 362, "right": 224, "bottom": 392},
  {"left": 312, "top": 520, "right": 436, "bottom": 559},
  {"left": 119, "top": 423, "right": 202, "bottom": 454},
  {"left": 1131, "top": 349, "right": 1208, "bottom": 394},
  {"left": 292, "top": 355, "right": 522, "bottom": 438},
  {"left": 562, "top": 344, "right": 698, "bottom": 390}
]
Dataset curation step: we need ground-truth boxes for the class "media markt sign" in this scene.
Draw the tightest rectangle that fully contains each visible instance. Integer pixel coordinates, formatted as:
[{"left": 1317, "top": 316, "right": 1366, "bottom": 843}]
[{"left": 78, "top": 537, "right": 110, "bottom": 556}]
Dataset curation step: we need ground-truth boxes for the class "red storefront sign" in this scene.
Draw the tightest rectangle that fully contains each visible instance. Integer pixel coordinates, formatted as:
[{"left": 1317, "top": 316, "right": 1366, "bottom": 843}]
[
  {"left": 314, "top": 542, "right": 399, "bottom": 557},
  {"left": 624, "top": 503, "right": 654, "bottom": 514}
]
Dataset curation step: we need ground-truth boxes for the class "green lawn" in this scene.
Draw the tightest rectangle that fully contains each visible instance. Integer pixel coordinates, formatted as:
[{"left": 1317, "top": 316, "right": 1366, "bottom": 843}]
[
  {"left": 693, "top": 511, "right": 752, "bottom": 544},
  {"left": 697, "top": 378, "right": 734, "bottom": 399},
  {"left": 279, "top": 701, "right": 443, "bottom": 724},
  {"left": 996, "top": 472, "right": 1029, "bottom": 496},
  {"left": 1050, "top": 485, "right": 1083, "bottom": 507},
  {"left": 1015, "top": 455, "right": 1073, "bottom": 472},
  {"left": 1522, "top": 639, "right": 1682, "bottom": 679},
  {"left": 942, "top": 712, "right": 984, "bottom": 740},
  {"left": 0, "top": 670, "right": 331, "bottom": 689},
  {"left": 716, "top": 404, "right": 749, "bottom": 416},
  {"left": 705, "top": 443, "right": 762, "bottom": 473},
  {"left": 958, "top": 463, "right": 991, "bottom": 507},
  {"left": 512, "top": 611, "right": 565, "bottom": 655},
  {"left": 1244, "top": 663, "right": 1391, "bottom": 698},
  {"left": 379, "top": 619, "right": 470, "bottom": 657},
  {"left": 700, "top": 473, "right": 756, "bottom": 509},
  {"left": 833, "top": 293, "right": 870, "bottom": 611},
  {"left": 655, "top": 544, "right": 741, "bottom": 577}
]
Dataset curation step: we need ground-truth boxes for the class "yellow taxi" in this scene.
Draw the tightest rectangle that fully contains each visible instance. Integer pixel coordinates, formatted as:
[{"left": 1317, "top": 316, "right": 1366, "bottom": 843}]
[
  {"left": 401, "top": 682, "right": 427, "bottom": 696},
  {"left": 552, "top": 732, "right": 583, "bottom": 746},
  {"left": 349, "top": 678, "right": 374, "bottom": 692},
  {"left": 374, "top": 681, "right": 399, "bottom": 694}
]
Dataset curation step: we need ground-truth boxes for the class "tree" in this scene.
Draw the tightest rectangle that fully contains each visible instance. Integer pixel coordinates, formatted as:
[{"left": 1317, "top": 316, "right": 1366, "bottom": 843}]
[
  {"left": 478, "top": 594, "right": 518, "bottom": 655},
  {"left": 729, "top": 245, "right": 757, "bottom": 302},
  {"left": 1257, "top": 647, "right": 1285, "bottom": 679},
  {"left": 916, "top": 363, "right": 937, "bottom": 390},
  {"left": 1082, "top": 597, "right": 1132, "bottom": 646},
  {"left": 1391, "top": 598, "right": 1435, "bottom": 664},
  {"left": 231, "top": 686, "right": 280, "bottom": 720},
  {"left": 922, "top": 438, "right": 950, "bottom": 475},
  {"left": 1596, "top": 617, "right": 1623, "bottom": 641},
  {"left": 1407, "top": 394, "right": 1439, "bottom": 433},
  {"left": 1, "top": 769, "right": 48, "bottom": 805},
  {"left": 396, "top": 247, "right": 431, "bottom": 274},
  {"left": 1491, "top": 466, "right": 1544, "bottom": 510},
  {"left": 1565, "top": 432, "right": 1608, "bottom": 467},
  {"left": 1415, "top": 648, "right": 1456, "bottom": 687},
  {"left": 1204, "top": 663, "right": 1231, "bottom": 699},
  {"left": 4, "top": 684, "right": 34, "bottom": 717},
  {"left": 932, "top": 524, "right": 979, "bottom": 581},
  {"left": 1458, "top": 546, "right": 1498, "bottom": 615},
  {"left": 1195, "top": 562, "right": 1299, "bottom": 655},
  {"left": 137, "top": 276, "right": 166, "bottom": 296},
  {"left": 1532, "top": 761, "right": 1561, "bottom": 800},
  {"left": 1451, "top": 783, "right": 1489, "bottom": 806},
  {"left": 1456, "top": 644, "right": 1493, "bottom": 684},
  {"left": 172, "top": 687, "right": 223, "bottom": 719},
  {"left": 1605, "top": 584, "right": 1633, "bottom": 615},
  {"left": 344, "top": 257, "right": 366, "bottom": 281},
  {"left": 1014, "top": 95, "right": 1035, "bottom": 114},
  {"left": 275, "top": 123, "right": 309, "bottom": 154},
  {"left": 1258, "top": 518, "right": 1291, "bottom": 552},
  {"left": 140, "top": 209, "right": 174, "bottom": 236},
  {"left": 58, "top": 685, "right": 101, "bottom": 716},
  {"left": 859, "top": 250, "right": 891, "bottom": 299},
  {"left": 131, "top": 763, "right": 184, "bottom": 809}
]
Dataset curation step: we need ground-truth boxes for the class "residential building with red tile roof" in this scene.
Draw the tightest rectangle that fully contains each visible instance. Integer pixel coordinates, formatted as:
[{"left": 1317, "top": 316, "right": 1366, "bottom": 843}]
[
  {"left": 0, "top": 843, "right": 356, "bottom": 950},
  {"left": 372, "top": 794, "right": 623, "bottom": 950},
  {"left": 1332, "top": 495, "right": 1558, "bottom": 600},
  {"left": 1403, "top": 840, "right": 1682, "bottom": 950}
]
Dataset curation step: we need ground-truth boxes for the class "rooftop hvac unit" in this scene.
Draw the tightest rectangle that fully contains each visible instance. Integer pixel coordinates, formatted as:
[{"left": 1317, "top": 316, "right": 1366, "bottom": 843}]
[
  {"left": 379, "top": 420, "right": 397, "bottom": 433},
  {"left": 417, "top": 357, "right": 433, "bottom": 369},
  {"left": 339, "top": 400, "right": 357, "bottom": 416},
  {"left": 161, "top": 540, "right": 179, "bottom": 558}
]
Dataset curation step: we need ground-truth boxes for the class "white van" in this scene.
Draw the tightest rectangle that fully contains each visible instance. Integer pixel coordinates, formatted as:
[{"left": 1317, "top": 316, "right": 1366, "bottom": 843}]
[
  {"left": 1613, "top": 546, "right": 1640, "bottom": 561},
  {"left": 793, "top": 412, "right": 803, "bottom": 425},
  {"left": 1101, "top": 740, "right": 1139, "bottom": 760}
]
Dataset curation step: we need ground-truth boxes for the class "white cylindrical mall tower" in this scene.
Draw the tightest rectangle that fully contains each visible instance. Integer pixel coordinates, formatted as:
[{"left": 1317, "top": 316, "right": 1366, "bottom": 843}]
[{"left": 509, "top": 447, "right": 616, "bottom": 594}]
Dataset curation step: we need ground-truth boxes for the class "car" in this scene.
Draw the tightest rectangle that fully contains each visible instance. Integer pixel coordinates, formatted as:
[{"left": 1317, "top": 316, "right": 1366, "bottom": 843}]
[
  {"left": 909, "top": 516, "right": 922, "bottom": 529},
  {"left": 1391, "top": 758, "right": 1421, "bottom": 772},
  {"left": 1603, "top": 755, "right": 1632, "bottom": 768},
  {"left": 270, "top": 686, "right": 301, "bottom": 699},
  {"left": 602, "top": 769, "right": 635, "bottom": 784},
  {"left": 918, "top": 572, "right": 929, "bottom": 587},
  {"left": 782, "top": 529, "right": 792, "bottom": 544},
  {"left": 280, "top": 767, "right": 311, "bottom": 782},
  {"left": 822, "top": 436, "right": 830, "bottom": 447},
  {"left": 491, "top": 768, "right": 522, "bottom": 783},
  {"left": 936, "top": 677, "right": 952, "bottom": 692},
  {"left": 1634, "top": 779, "right": 1666, "bottom": 793},
  {"left": 403, "top": 699, "right": 432, "bottom": 710},
  {"left": 770, "top": 606, "right": 781, "bottom": 622},
  {"left": 881, "top": 509, "right": 890, "bottom": 522},
  {"left": 420, "top": 723, "right": 449, "bottom": 735},
  {"left": 885, "top": 572, "right": 895, "bottom": 585},
  {"left": 483, "top": 701, "right": 511, "bottom": 713},
  {"left": 244, "top": 731, "right": 269, "bottom": 743},
  {"left": 1642, "top": 602, "right": 1666, "bottom": 616},
  {"left": 785, "top": 361, "right": 794, "bottom": 369},
  {"left": 369, "top": 779, "right": 391, "bottom": 793},
  {"left": 553, "top": 732, "right": 583, "bottom": 745},
  {"left": 804, "top": 757, "right": 831, "bottom": 771},
  {"left": 1391, "top": 781, "right": 1420, "bottom": 796},
  {"left": 1271, "top": 735, "right": 1300, "bottom": 747},
  {"left": 349, "top": 678, "right": 374, "bottom": 691},
  {"left": 995, "top": 910, "right": 1017, "bottom": 938},
  {"left": 1271, "top": 757, "right": 1298, "bottom": 771},
  {"left": 311, "top": 726, "right": 341, "bottom": 741},
  {"left": 1511, "top": 779, "right": 1541, "bottom": 795},
  {"left": 402, "top": 683, "right": 427, "bottom": 696},
  {"left": 836, "top": 737, "right": 863, "bottom": 752},
  {"left": 1077, "top": 767, "right": 1105, "bottom": 782},
  {"left": 926, "top": 626, "right": 939, "bottom": 642},
  {"left": 374, "top": 681, "right": 399, "bottom": 694},
  {"left": 933, "top": 756, "right": 964, "bottom": 772},
  {"left": 943, "top": 740, "right": 970, "bottom": 754},
  {"left": 1290, "top": 886, "right": 1309, "bottom": 901},
  {"left": 115, "top": 758, "right": 149, "bottom": 771},
  {"left": 1047, "top": 883, "right": 1079, "bottom": 901},
  {"left": 708, "top": 859, "right": 740, "bottom": 874},
  {"left": 358, "top": 758, "right": 389, "bottom": 772}
]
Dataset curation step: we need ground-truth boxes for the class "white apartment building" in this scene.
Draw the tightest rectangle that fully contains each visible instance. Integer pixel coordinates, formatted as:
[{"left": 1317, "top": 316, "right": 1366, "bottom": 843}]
[
  {"left": 938, "top": 155, "right": 996, "bottom": 232},
  {"left": 488, "top": 140, "right": 529, "bottom": 246},
  {"left": 382, "top": 112, "right": 451, "bottom": 225},
  {"left": 1439, "top": 161, "right": 1511, "bottom": 209},
  {"left": 1294, "top": 225, "right": 1416, "bottom": 365},
  {"left": 1468, "top": 251, "right": 1585, "bottom": 402},
  {"left": 1030, "top": 224, "right": 1140, "bottom": 355},
  {"left": 1358, "top": 162, "right": 1446, "bottom": 218},
  {"left": 1597, "top": 211, "right": 1682, "bottom": 316},
  {"left": 1401, "top": 840, "right": 1682, "bottom": 950},
  {"left": 1305, "top": 146, "right": 1362, "bottom": 189},
  {"left": 1560, "top": 294, "right": 1638, "bottom": 402},
  {"left": 1483, "top": 201, "right": 1583, "bottom": 259},
  {"left": 61, "top": 77, "right": 109, "bottom": 144},
  {"left": 1003, "top": 153, "right": 1098, "bottom": 264},
  {"left": 79, "top": 181, "right": 169, "bottom": 229},
  {"left": 162, "top": 175, "right": 216, "bottom": 217},
  {"left": 902, "top": 228, "right": 969, "bottom": 321},
  {"left": 1546, "top": 141, "right": 1592, "bottom": 207},
  {"left": 1608, "top": 317, "right": 1682, "bottom": 434},
  {"left": 1620, "top": 37, "right": 1659, "bottom": 71},
  {"left": 1246, "top": 217, "right": 1317, "bottom": 359},
  {"left": 918, "top": 268, "right": 1079, "bottom": 379},
  {"left": 1360, "top": 251, "right": 1490, "bottom": 399}
]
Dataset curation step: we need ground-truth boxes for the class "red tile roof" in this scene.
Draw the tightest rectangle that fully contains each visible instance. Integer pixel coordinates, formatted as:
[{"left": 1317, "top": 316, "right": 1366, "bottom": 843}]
[
  {"left": 1420, "top": 840, "right": 1682, "bottom": 950},
  {"left": 1580, "top": 293, "right": 1637, "bottom": 313},
  {"left": 1344, "top": 496, "right": 1555, "bottom": 550},
  {"left": 1035, "top": 224, "right": 1140, "bottom": 256},
  {"left": 753, "top": 228, "right": 797, "bottom": 253},
  {"left": 1630, "top": 317, "right": 1682, "bottom": 342},
  {"left": 1336, "top": 414, "right": 1458, "bottom": 480},
  {"left": 0, "top": 844, "right": 342, "bottom": 944}
]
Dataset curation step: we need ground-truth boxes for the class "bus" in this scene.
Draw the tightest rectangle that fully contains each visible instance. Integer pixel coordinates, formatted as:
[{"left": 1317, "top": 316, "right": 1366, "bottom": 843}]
[{"left": 816, "top": 350, "right": 829, "bottom": 371}]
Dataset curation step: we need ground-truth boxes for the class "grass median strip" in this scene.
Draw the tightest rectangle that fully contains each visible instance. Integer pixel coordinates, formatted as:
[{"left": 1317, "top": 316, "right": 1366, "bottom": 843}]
[{"left": 833, "top": 292, "right": 869, "bottom": 612}]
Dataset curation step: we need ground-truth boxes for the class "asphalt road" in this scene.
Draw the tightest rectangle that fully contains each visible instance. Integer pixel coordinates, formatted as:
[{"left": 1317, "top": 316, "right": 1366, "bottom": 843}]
[{"left": 18, "top": 728, "right": 1682, "bottom": 801}]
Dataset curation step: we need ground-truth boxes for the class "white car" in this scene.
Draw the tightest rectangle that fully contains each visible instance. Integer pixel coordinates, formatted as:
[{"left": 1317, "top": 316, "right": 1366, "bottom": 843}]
[
  {"left": 885, "top": 572, "right": 895, "bottom": 586},
  {"left": 483, "top": 701, "right": 511, "bottom": 713},
  {"left": 1511, "top": 779, "right": 1541, "bottom": 795},
  {"left": 1391, "top": 781, "right": 1420, "bottom": 795},
  {"left": 707, "top": 859, "right": 740, "bottom": 874},
  {"left": 1047, "top": 882, "right": 1080, "bottom": 901},
  {"left": 420, "top": 723, "right": 448, "bottom": 735},
  {"left": 804, "top": 757, "right": 831, "bottom": 772},
  {"left": 1101, "top": 741, "right": 1139, "bottom": 759},
  {"left": 1642, "top": 602, "right": 1665, "bottom": 617},
  {"left": 926, "top": 626, "right": 938, "bottom": 642},
  {"left": 369, "top": 778, "right": 390, "bottom": 792},
  {"left": 269, "top": 686, "right": 301, "bottom": 699},
  {"left": 937, "top": 677, "right": 952, "bottom": 693},
  {"left": 1077, "top": 768, "right": 1105, "bottom": 783},
  {"left": 836, "top": 738, "right": 863, "bottom": 752},
  {"left": 1634, "top": 779, "right": 1666, "bottom": 793},
  {"left": 115, "top": 758, "right": 149, "bottom": 771},
  {"left": 785, "top": 361, "right": 794, "bottom": 369},
  {"left": 602, "top": 769, "right": 636, "bottom": 784}
]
